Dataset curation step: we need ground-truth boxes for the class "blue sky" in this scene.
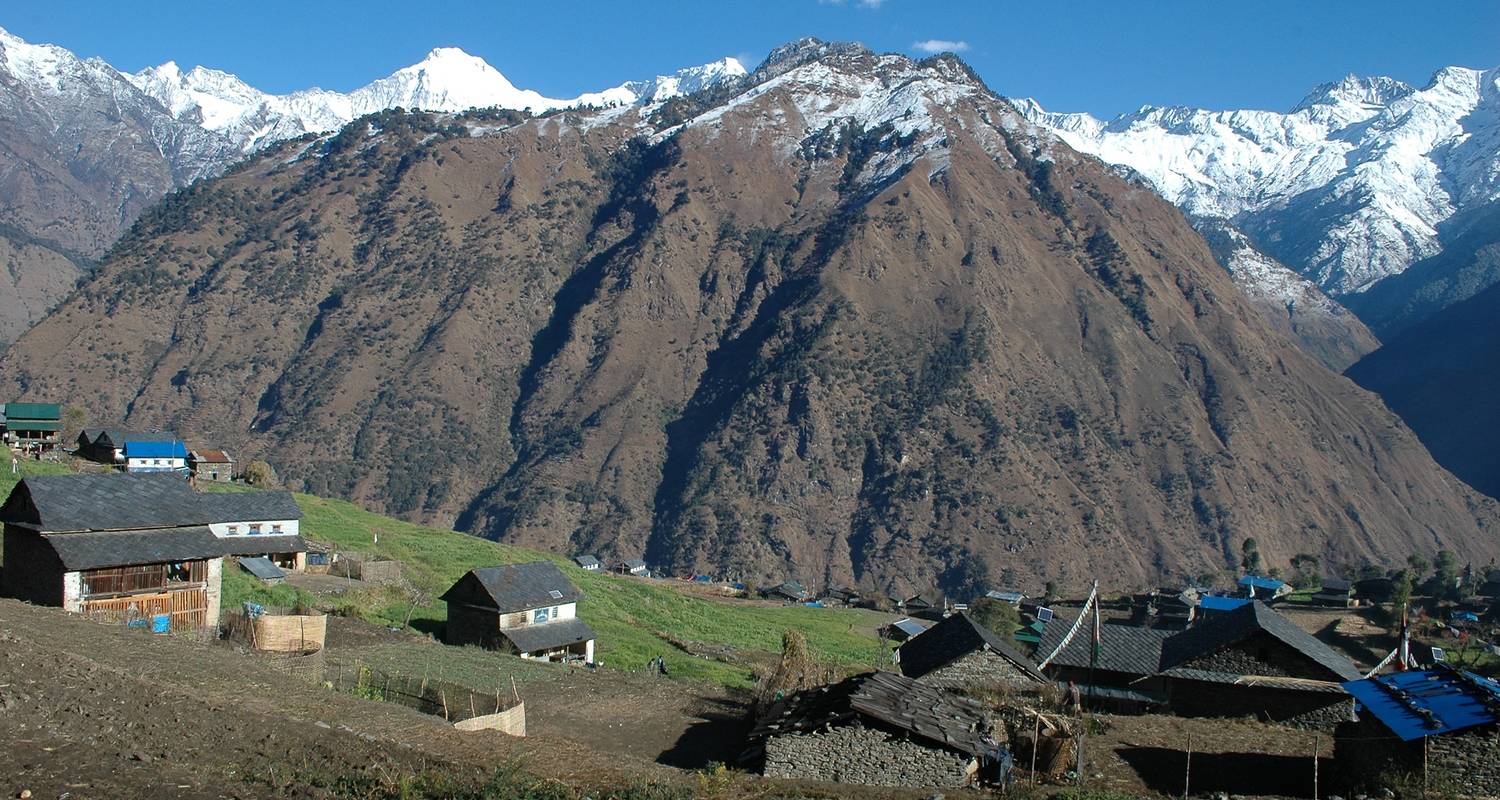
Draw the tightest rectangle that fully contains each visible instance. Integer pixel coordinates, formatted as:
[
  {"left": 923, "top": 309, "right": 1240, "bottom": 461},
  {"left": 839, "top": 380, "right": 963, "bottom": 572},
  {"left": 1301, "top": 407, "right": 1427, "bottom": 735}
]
[{"left": 9, "top": 1, "right": 1498, "bottom": 117}]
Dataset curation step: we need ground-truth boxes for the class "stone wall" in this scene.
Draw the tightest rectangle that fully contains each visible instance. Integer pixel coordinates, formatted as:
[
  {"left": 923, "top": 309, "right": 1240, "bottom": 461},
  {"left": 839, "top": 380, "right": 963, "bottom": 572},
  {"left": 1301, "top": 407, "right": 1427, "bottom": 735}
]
[
  {"left": 763, "top": 721, "right": 976, "bottom": 788},
  {"left": 916, "top": 650, "right": 1036, "bottom": 692},
  {"left": 1183, "top": 631, "right": 1328, "bottom": 679},
  {"left": 1429, "top": 728, "right": 1500, "bottom": 795},
  {"left": 1168, "top": 679, "right": 1351, "bottom": 729}
]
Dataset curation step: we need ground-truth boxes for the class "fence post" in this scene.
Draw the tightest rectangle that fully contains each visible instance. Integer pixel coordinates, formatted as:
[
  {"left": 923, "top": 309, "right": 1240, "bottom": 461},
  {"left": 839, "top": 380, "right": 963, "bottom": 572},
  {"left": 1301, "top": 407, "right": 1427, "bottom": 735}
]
[
  {"left": 1184, "top": 735, "right": 1192, "bottom": 799},
  {"left": 1312, "top": 734, "right": 1319, "bottom": 800},
  {"left": 1030, "top": 712, "right": 1041, "bottom": 786}
]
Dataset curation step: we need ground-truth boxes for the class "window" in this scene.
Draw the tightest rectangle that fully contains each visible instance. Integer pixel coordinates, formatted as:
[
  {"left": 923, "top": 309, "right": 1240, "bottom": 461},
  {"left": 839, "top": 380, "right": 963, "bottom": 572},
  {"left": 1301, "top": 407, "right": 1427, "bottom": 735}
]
[
  {"left": 271, "top": 524, "right": 283, "bottom": 533},
  {"left": 533, "top": 607, "right": 551, "bottom": 624},
  {"left": 227, "top": 525, "right": 240, "bottom": 536},
  {"left": 548, "top": 589, "right": 563, "bottom": 600},
  {"left": 249, "top": 524, "right": 262, "bottom": 535}
]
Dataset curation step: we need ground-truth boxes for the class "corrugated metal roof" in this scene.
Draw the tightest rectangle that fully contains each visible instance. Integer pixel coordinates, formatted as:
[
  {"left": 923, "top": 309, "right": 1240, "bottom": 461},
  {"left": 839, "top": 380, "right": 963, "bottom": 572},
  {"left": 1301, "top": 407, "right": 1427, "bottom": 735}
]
[
  {"left": 239, "top": 556, "right": 286, "bottom": 581},
  {"left": 1238, "top": 575, "right": 1286, "bottom": 591},
  {"left": 124, "top": 441, "right": 188, "bottom": 459},
  {"left": 1198, "top": 595, "right": 1251, "bottom": 612},
  {"left": 4, "top": 402, "right": 60, "bottom": 420},
  {"left": 1344, "top": 667, "right": 1500, "bottom": 741},
  {"left": 891, "top": 617, "right": 930, "bottom": 638}
]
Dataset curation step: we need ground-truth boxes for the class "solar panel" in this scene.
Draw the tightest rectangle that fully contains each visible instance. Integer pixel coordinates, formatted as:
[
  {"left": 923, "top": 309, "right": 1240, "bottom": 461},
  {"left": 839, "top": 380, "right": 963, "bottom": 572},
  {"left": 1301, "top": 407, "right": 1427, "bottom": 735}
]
[{"left": 1037, "top": 607, "right": 1054, "bottom": 622}]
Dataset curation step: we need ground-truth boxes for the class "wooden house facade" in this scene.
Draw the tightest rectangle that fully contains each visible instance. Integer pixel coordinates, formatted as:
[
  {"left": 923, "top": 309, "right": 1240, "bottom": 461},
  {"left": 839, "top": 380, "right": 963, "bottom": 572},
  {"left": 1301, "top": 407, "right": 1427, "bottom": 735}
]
[{"left": 3, "top": 402, "right": 61, "bottom": 453}]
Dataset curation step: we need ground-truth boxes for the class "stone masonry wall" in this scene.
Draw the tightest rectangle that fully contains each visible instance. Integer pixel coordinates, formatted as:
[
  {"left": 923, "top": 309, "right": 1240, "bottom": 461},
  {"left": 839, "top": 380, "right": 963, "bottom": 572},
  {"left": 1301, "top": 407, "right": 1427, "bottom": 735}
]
[
  {"left": 1429, "top": 730, "right": 1500, "bottom": 796},
  {"left": 916, "top": 650, "right": 1035, "bottom": 692},
  {"left": 764, "top": 722, "right": 976, "bottom": 788}
]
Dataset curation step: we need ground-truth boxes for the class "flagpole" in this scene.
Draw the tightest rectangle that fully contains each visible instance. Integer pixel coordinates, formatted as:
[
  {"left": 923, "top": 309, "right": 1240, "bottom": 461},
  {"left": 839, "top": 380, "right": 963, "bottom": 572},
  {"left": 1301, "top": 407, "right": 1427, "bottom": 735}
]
[{"left": 1087, "top": 586, "right": 1101, "bottom": 710}]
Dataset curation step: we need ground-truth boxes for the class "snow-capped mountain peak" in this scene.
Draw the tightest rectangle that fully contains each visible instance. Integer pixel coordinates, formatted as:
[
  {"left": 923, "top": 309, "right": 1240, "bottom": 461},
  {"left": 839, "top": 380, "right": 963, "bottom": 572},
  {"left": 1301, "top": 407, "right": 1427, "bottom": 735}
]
[{"left": 1020, "top": 63, "right": 1500, "bottom": 296}]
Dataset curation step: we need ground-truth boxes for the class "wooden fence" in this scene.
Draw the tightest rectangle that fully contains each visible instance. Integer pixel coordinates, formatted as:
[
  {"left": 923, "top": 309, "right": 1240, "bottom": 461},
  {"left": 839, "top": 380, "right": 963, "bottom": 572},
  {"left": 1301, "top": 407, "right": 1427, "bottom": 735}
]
[
  {"left": 323, "top": 659, "right": 525, "bottom": 736},
  {"left": 226, "top": 609, "right": 327, "bottom": 653},
  {"left": 82, "top": 587, "right": 208, "bottom": 632}
]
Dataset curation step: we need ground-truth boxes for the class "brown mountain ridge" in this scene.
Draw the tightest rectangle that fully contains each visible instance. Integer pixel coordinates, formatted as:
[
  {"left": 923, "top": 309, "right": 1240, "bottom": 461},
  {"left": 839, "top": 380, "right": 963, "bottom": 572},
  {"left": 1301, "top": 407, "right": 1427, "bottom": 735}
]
[{"left": 3, "top": 41, "right": 1494, "bottom": 595}]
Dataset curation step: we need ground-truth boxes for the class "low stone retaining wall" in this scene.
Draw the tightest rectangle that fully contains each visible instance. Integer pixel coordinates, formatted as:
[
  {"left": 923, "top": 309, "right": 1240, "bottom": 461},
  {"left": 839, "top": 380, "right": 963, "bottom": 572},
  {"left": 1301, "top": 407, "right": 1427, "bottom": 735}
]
[{"left": 764, "top": 722, "right": 976, "bottom": 788}]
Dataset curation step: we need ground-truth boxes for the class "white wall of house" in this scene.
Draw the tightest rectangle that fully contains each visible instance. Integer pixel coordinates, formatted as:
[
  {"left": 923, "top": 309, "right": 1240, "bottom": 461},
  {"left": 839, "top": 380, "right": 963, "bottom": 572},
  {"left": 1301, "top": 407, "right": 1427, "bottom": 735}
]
[
  {"left": 62, "top": 571, "right": 83, "bottom": 613},
  {"left": 125, "top": 456, "right": 187, "bottom": 473},
  {"left": 208, "top": 518, "right": 300, "bottom": 538}
]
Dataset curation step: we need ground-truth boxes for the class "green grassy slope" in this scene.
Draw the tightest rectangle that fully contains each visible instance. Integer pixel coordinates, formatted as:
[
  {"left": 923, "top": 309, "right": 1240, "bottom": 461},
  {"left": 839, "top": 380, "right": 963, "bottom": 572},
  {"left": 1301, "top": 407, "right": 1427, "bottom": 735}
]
[{"left": 228, "top": 490, "right": 893, "bottom": 686}]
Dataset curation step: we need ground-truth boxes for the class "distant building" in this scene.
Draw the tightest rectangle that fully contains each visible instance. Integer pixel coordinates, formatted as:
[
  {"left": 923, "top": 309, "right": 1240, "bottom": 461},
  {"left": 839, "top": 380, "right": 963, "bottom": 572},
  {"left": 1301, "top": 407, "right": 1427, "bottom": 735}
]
[
  {"left": 1312, "top": 578, "right": 1354, "bottom": 607},
  {"left": 441, "top": 561, "right": 596, "bottom": 663},
  {"left": 1129, "top": 587, "right": 1201, "bottom": 628},
  {"left": 1238, "top": 575, "right": 1292, "bottom": 600},
  {"left": 0, "top": 473, "right": 225, "bottom": 631},
  {"left": 984, "top": 589, "right": 1026, "bottom": 605},
  {"left": 572, "top": 554, "right": 601, "bottom": 571},
  {"left": 188, "top": 449, "right": 236, "bottom": 482},
  {"left": 3, "top": 402, "right": 61, "bottom": 453},
  {"left": 881, "top": 617, "right": 930, "bottom": 642},
  {"left": 744, "top": 671, "right": 1001, "bottom": 788},
  {"left": 614, "top": 558, "right": 649, "bottom": 577},
  {"left": 123, "top": 440, "right": 188, "bottom": 474},
  {"left": 897, "top": 612, "right": 1045, "bottom": 690},
  {"left": 762, "top": 580, "right": 809, "bottom": 603},
  {"left": 1337, "top": 667, "right": 1500, "bottom": 795},
  {"left": 821, "top": 586, "right": 861, "bottom": 606}
]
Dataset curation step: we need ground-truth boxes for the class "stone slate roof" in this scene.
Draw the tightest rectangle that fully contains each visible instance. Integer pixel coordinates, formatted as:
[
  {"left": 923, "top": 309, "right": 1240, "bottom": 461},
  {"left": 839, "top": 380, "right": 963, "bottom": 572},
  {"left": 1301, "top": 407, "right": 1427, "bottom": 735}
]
[
  {"left": 189, "top": 449, "right": 234, "bottom": 463},
  {"left": 1158, "top": 601, "right": 1361, "bottom": 681},
  {"left": 41, "top": 526, "right": 224, "bottom": 570},
  {"left": 745, "top": 671, "right": 993, "bottom": 760},
  {"left": 198, "top": 491, "right": 302, "bottom": 522},
  {"left": 500, "top": 618, "right": 596, "bottom": 653},
  {"left": 219, "top": 534, "right": 307, "bottom": 556},
  {"left": 1036, "top": 617, "right": 1175, "bottom": 677},
  {"left": 440, "top": 561, "right": 582, "bottom": 612},
  {"left": 5, "top": 473, "right": 210, "bottom": 532},
  {"left": 897, "top": 612, "right": 1045, "bottom": 682},
  {"left": 1317, "top": 578, "right": 1352, "bottom": 593},
  {"left": 573, "top": 555, "right": 600, "bottom": 568}
]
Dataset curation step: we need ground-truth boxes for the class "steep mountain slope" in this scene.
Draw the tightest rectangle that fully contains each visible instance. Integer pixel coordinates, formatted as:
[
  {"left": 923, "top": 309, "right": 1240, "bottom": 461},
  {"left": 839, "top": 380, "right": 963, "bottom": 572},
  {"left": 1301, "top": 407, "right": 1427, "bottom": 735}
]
[
  {"left": 1019, "top": 66, "right": 1500, "bottom": 297},
  {"left": 1347, "top": 282, "right": 1500, "bottom": 499},
  {"left": 1343, "top": 201, "right": 1500, "bottom": 340},
  {"left": 4, "top": 41, "right": 1495, "bottom": 595},
  {"left": 0, "top": 26, "right": 236, "bottom": 344},
  {"left": 1193, "top": 219, "right": 1378, "bottom": 371}
]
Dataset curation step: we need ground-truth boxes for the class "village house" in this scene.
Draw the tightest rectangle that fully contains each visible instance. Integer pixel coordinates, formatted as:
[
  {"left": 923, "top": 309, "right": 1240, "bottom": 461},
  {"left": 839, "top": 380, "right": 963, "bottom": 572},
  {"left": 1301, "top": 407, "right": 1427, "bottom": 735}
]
[
  {"left": 1238, "top": 574, "right": 1292, "bottom": 600},
  {"left": 123, "top": 440, "right": 189, "bottom": 474},
  {"left": 744, "top": 671, "right": 1000, "bottom": 789},
  {"left": 761, "top": 580, "right": 809, "bottom": 603},
  {"left": 896, "top": 612, "right": 1045, "bottom": 691},
  {"left": 1337, "top": 666, "right": 1500, "bottom": 795},
  {"left": 820, "top": 586, "right": 860, "bottom": 606},
  {"left": 0, "top": 474, "right": 225, "bottom": 631},
  {"left": 1128, "top": 586, "right": 1200, "bottom": 628},
  {"left": 572, "top": 554, "right": 601, "bottom": 571},
  {"left": 1037, "top": 601, "right": 1360, "bottom": 726},
  {"left": 188, "top": 448, "right": 236, "bottom": 482},
  {"left": 3, "top": 402, "right": 61, "bottom": 453},
  {"left": 1312, "top": 577, "right": 1354, "bottom": 607},
  {"left": 76, "top": 429, "right": 175, "bottom": 464},
  {"left": 441, "top": 561, "right": 596, "bottom": 663},
  {"left": 881, "top": 616, "right": 930, "bottom": 642},
  {"left": 614, "top": 558, "right": 649, "bottom": 577},
  {"left": 200, "top": 491, "right": 307, "bottom": 571}
]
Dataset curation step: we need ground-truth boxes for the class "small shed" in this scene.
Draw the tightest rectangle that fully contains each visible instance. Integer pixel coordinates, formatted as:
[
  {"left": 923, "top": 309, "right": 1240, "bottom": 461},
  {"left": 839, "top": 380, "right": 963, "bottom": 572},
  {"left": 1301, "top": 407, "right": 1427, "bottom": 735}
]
[
  {"left": 745, "top": 671, "right": 1001, "bottom": 788},
  {"left": 985, "top": 589, "right": 1026, "bottom": 605},
  {"left": 572, "top": 554, "right": 601, "bottom": 571},
  {"left": 1238, "top": 575, "right": 1291, "bottom": 600},
  {"left": 614, "top": 558, "right": 649, "bottom": 577},
  {"left": 761, "top": 580, "right": 809, "bottom": 603},
  {"left": 882, "top": 617, "right": 930, "bottom": 642},
  {"left": 188, "top": 448, "right": 236, "bottom": 482},
  {"left": 1337, "top": 667, "right": 1500, "bottom": 795},
  {"left": 821, "top": 586, "right": 860, "bottom": 606}
]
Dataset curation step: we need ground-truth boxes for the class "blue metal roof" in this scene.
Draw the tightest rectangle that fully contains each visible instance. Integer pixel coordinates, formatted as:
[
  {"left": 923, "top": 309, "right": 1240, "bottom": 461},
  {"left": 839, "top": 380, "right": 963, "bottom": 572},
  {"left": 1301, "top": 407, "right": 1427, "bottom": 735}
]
[
  {"left": 124, "top": 440, "right": 188, "bottom": 459},
  {"left": 1238, "top": 575, "right": 1286, "bottom": 590},
  {"left": 1343, "top": 668, "right": 1500, "bottom": 741},
  {"left": 1199, "top": 595, "right": 1251, "bottom": 612}
]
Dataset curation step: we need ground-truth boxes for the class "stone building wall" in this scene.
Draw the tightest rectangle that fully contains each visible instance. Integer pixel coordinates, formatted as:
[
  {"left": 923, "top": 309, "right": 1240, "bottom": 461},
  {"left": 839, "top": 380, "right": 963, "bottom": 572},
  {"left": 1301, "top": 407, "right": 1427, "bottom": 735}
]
[
  {"left": 916, "top": 650, "right": 1036, "bottom": 692},
  {"left": 1167, "top": 680, "right": 1351, "bottom": 729},
  {"left": 1429, "top": 729, "right": 1500, "bottom": 795},
  {"left": 763, "top": 722, "right": 976, "bottom": 788},
  {"left": 1183, "top": 632, "right": 1329, "bottom": 679}
]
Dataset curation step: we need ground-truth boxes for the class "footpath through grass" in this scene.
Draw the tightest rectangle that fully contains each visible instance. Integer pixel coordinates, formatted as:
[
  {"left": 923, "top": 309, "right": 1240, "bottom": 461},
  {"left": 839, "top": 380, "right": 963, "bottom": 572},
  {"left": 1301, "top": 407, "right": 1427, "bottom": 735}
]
[{"left": 230, "top": 490, "right": 893, "bottom": 687}]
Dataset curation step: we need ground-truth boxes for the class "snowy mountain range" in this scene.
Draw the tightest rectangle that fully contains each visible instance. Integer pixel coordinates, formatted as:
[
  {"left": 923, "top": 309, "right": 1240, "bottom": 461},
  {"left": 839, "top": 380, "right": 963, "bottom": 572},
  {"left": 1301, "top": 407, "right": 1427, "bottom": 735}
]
[
  {"left": 127, "top": 47, "right": 747, "bottom": 154},
  {"left": 1019, "top": 66, "right": 1500, "bottom": 297}
]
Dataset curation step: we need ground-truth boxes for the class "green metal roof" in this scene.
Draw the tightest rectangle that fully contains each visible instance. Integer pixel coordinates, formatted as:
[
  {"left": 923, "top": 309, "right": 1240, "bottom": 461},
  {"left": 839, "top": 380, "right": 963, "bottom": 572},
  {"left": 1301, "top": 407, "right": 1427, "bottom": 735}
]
[
  {"left": 4, "top": 402, "right": 61, "bottom": 421},
  {"left": 10, "top": 421, "right": 62, "bottom": 431}
]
